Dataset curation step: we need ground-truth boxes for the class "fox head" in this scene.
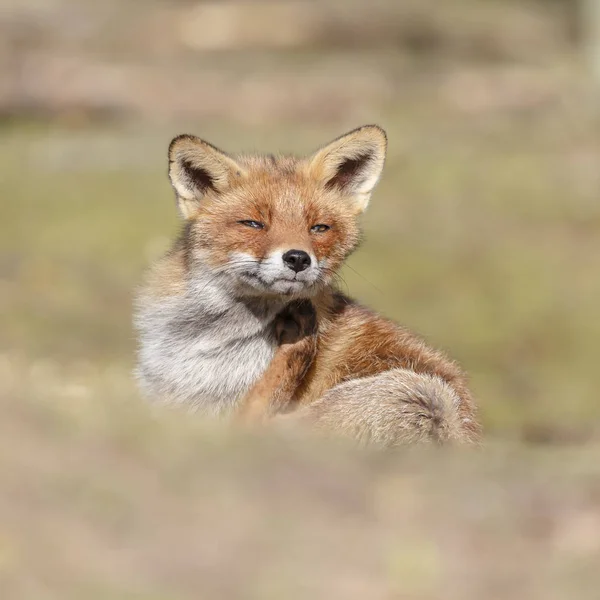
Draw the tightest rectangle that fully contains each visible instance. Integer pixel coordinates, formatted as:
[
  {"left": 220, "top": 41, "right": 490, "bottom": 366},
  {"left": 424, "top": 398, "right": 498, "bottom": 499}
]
[{"left": 168, "top": 125, "right": 387, "bottom": 298}]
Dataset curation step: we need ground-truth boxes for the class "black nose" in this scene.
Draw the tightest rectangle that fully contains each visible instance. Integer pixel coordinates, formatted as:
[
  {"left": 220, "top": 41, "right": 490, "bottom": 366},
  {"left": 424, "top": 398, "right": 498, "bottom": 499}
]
[{"left": 282, "top": 249, "right": 311, "bottom": 273}]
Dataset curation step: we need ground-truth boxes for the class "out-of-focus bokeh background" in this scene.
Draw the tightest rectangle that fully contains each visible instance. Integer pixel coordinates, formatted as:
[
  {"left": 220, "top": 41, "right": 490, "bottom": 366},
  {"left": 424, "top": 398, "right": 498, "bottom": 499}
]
[{"left": 2, "top": 1, "right": 600, "bottom": 598}]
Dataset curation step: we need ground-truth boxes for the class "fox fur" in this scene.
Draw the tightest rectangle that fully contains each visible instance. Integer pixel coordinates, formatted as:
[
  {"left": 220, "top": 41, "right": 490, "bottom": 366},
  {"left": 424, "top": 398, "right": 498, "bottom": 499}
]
[{"left": 134, "top": 125, "right": 481, "bottom": 446}]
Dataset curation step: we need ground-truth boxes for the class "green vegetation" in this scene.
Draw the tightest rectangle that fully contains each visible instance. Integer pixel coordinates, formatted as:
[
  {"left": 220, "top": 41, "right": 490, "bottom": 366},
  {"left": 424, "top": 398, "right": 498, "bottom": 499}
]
[{"left": 3, "top": 100, "right": 599, "bottom": 440}]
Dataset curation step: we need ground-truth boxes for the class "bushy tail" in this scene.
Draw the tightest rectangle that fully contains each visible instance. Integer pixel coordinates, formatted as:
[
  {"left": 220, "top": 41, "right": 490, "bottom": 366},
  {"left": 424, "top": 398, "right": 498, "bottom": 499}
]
[{"left": 283, "top": 368, "right": 480, "bottom": 447}]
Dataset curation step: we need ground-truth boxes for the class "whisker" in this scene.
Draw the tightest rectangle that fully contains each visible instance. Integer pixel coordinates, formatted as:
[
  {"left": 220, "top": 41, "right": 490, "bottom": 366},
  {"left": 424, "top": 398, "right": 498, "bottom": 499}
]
[
  {"left": 344, "top": 263, "right": 385, "bottom": 296},
  {"left": 332, "top": 272, "right": 350, "bottom": 296}
]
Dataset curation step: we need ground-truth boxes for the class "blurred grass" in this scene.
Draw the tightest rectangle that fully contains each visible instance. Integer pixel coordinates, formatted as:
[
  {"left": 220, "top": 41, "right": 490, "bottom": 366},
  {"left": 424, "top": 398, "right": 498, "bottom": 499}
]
[
  {"left": 1, "top": 355, "right": 600, "bottom": 599},
  {"left": 0, "top": 23, "right": 600, "bottom": 600},
  {"left": 2, "top": 90, "right": 600, "bottom": 440}
]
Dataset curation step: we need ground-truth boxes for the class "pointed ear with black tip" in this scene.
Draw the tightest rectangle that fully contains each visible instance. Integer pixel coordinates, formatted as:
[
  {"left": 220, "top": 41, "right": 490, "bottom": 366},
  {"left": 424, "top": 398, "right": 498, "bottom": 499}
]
[
  {"left": 168, "top": 134, "right": 245, "bottom": 219},
  {"left": 307, "top": 125, "right": 387, "bottom": 213}
]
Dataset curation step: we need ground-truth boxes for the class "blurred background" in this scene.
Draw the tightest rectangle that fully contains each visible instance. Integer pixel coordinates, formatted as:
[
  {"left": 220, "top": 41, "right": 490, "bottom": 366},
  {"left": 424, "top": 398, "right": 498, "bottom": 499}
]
[{"left": 1, "top": 0, "right": 600, "bottom": 598}]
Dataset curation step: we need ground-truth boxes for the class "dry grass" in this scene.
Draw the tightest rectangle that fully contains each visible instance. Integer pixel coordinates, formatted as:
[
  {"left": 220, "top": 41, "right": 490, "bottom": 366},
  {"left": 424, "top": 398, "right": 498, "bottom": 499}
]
[
  {"left": 1, "top": 356, "right": 600, "bottom": 600},
  {"left": 1, "top": 2, "right": 600, "bottom": 595},
  {"left": 2, "top": 90, "right": 600, "bottom": 596}
]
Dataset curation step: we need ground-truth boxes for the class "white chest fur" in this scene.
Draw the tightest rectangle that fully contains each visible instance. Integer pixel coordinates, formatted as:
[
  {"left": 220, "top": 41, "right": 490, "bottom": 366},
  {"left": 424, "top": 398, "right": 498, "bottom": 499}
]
[{"left": 135, "top": 282, "right": 283, "bottom": 416}]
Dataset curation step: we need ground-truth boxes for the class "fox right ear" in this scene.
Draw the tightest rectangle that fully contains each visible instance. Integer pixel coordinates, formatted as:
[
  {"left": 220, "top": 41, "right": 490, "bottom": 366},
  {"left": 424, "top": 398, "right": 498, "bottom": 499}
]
[
  {"left": 307, "top": 125, "right": 387, "bottom": 213},
  {"left": 168, "top": 135, "right": 245, "bottom": 219}
]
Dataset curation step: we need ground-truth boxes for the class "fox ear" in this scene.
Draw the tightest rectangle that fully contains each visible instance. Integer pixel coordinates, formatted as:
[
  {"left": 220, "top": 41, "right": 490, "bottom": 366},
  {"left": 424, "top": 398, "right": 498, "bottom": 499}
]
[
  {"left": 308, "top": 125, "right": 387, "bottom": 212},
  {"left": 168, "top": 135, "right": 245, "bottom": 219}
]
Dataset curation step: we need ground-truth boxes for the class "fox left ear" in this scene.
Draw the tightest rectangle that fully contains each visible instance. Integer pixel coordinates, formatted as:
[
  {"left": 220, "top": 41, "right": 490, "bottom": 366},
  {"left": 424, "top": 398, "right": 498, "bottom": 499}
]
[
  {"left": 307, "top": 125, "right": 387, "bottom": 212},
  {"left": 168, "top": 134, "right": 246, "bottom": 219}
]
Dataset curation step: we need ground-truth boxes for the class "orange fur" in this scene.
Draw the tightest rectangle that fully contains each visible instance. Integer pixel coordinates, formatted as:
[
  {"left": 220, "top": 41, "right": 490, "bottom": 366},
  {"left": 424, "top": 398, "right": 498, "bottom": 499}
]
[{"left": 137, "top": 125, "right": 481, "bottom": 446}]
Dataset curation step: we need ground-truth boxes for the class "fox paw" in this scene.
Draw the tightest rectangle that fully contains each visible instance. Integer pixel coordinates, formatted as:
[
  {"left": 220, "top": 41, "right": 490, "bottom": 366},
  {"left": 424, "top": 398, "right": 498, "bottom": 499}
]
[{"left": 275, "top": 300, "right": 317, "bottom": 345}]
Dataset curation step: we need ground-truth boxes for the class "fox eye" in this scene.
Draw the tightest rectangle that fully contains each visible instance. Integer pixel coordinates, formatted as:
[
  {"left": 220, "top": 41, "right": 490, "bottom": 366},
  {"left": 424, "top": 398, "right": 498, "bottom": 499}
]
[
  {"left": 238, "top": 220, "right": 265, "bottom": 230},
  {"left": 310, "top": 224, "right": 330, "bottom": 233}
]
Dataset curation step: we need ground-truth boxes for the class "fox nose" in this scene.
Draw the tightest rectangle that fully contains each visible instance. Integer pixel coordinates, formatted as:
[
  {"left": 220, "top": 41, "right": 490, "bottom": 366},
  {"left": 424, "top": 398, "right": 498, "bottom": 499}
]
[{"left": 282, "top": 249, "right": 311, "bottom": 273}]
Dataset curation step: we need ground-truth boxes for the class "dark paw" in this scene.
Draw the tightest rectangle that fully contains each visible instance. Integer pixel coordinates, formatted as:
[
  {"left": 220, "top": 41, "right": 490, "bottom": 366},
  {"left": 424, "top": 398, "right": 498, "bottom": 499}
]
[{"left": 275, "top": 300, "right": 317, "bottom": 344}]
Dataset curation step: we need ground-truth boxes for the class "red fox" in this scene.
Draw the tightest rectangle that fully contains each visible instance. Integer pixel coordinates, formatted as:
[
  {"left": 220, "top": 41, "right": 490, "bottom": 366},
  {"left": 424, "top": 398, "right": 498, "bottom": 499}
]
[{"left": 135, "top": 125, "right": 481, "bottom": 446}]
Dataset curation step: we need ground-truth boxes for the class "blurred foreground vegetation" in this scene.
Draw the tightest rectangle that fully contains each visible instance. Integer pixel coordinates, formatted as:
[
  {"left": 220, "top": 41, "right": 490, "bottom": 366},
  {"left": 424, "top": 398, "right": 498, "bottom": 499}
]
[
  {"left": 1, "top": 0, "right": 600, "bottom": 597},
  {"left": 2, "top": 355, "right": 600, "bottom": 599}
]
